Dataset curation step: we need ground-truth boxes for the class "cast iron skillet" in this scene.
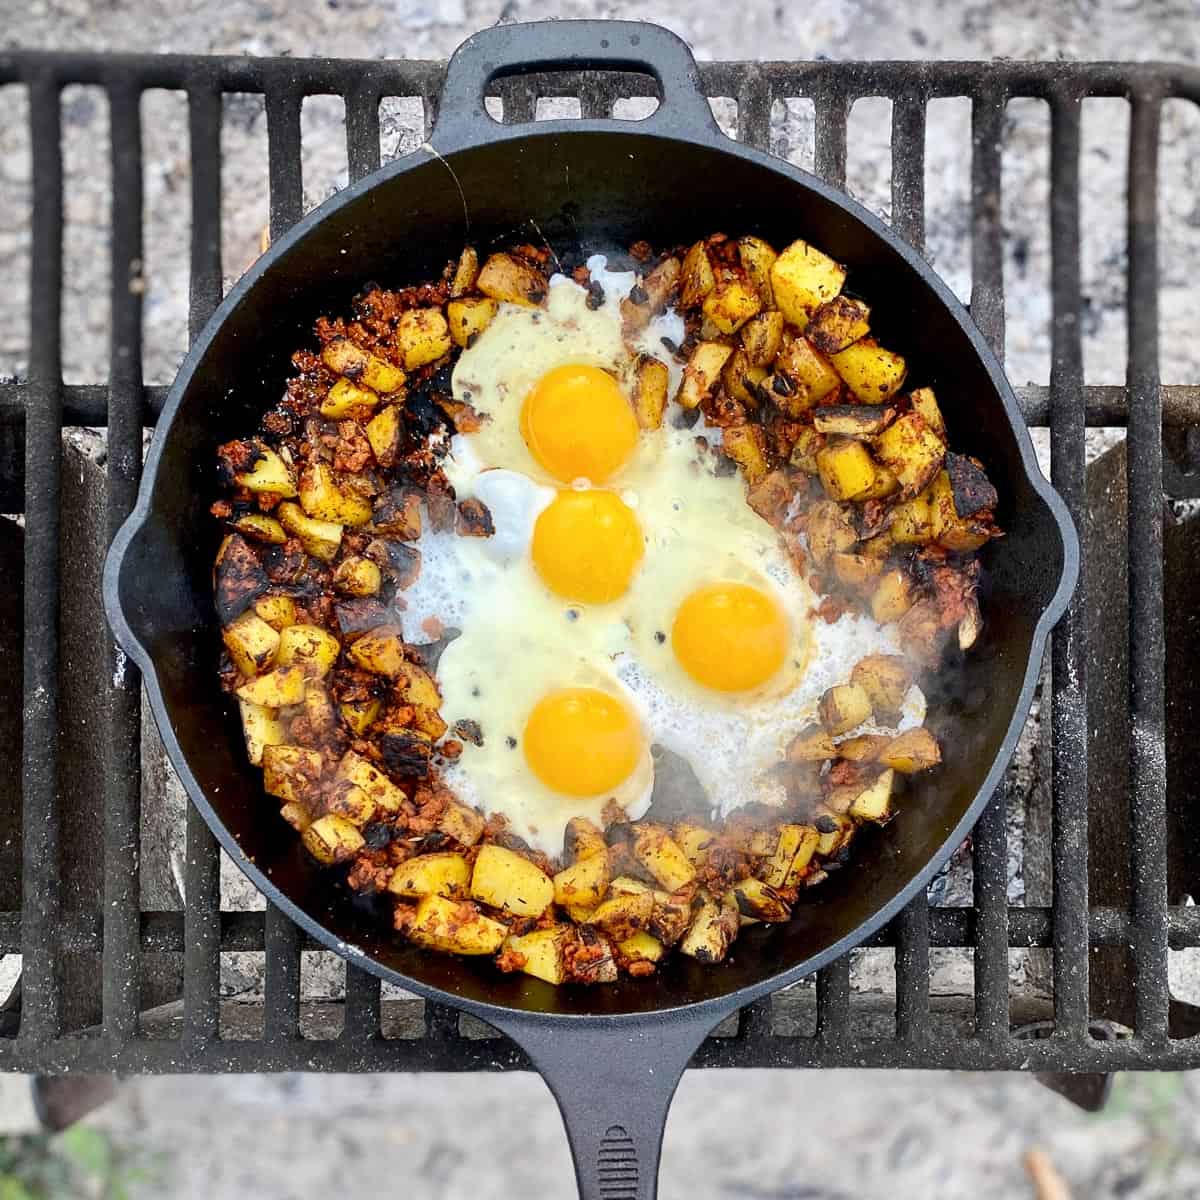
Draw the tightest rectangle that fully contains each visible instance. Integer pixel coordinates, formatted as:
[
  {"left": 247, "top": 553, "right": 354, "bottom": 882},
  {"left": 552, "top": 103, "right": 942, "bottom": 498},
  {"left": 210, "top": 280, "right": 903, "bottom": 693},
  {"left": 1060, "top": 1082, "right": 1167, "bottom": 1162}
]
[{"left": 104, "top": 20, "right": 1077, "bottom": 1198}]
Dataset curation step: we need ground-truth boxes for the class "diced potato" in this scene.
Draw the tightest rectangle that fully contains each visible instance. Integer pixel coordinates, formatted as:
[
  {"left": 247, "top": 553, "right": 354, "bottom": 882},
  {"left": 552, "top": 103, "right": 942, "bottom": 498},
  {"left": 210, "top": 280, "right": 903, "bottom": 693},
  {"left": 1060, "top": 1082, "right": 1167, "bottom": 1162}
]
[
  {"left": 570, "top": 926, "right": 620, "bottom": 983},
  {"left": 679, "top": 240, "right": 716, "bottom": 308},
  {"left": 328, "top": 783, "right": 377, "bottom": 827},
  {"left": 564, "top": 817, "right": 608, "bottom": 863},
  {"left": 906, "top": 385, "right": 944, "bottom": 434},
  {"left": 588, "top": 890, "right": 655, "bottom": 938},
  {"left": 929, "top": 468, "right": 991, "bottom": 551},
  {"left": 365, "top": 405, "right": 402, "bottom": 469},
  {"left": 554, "top": 850, "right": 612, "bottom": 910},
  {"left": 851, "top": 654, "right": 911, "bottom": 723},
  {"left": 279, "top": 801, "right": 312, "bottom": 834},
  {"left": 397, "top": 660, "right": 441, "bottom": 709},
  {"left": 372, "top": 487, "right": 423, "bottom": 541},
  {"left": 253, "top": 594, "right": 296, "bottom": 631},
  {"left": 470, "top": 845, "right": 553, "bottom": 917},
  {"left": 871, "top": 569, "right": 916, "bottom": 624},
  {"left": 819, "top": 683, "right": 872, "bottom": 735},
  {"left": 239, "top": 699, "right": 286, "bottom": 766},
  {"left": 856, "top": 464, "right": 900, "bottom": 500},
  {"left": 733, "top": 877, "right": 791, "bottom": 922},
  {"left": 859, "top": 529, "right": 895, "bottom": 558},
  {"left": 761, "top": 825, "right": 821, "bottom": 889},
  {"left": 298, "top": 463, "right": 373, "bottom": 527},
  {"left": 722, "top": 423, "right": 771, "bottom": 485},
  {"left": 396, "top": 308, "right": 452, "bottom": 369},
  {"left": 277, "top": 501, "right": 343, "bottom": 562},
  {"left": 849, "top": 768, "right": 896, "bottom": 821},
  {"left": 770, "top": 239, "right": 846, "bottom": 328},
  {"left": 671, "top": 823, "right": 714, "bottom": 868},
  {"left": 815, "top": 812, "right": 855, "bottom": 856},
  {"left": 789, "top": 426, "right": 826, "bottom": 474},
  {"left": 408, "top": 894, "right": 507, "bottom": 956},
  {"left": 702, "top": 274, "right": 762, "bottom": 334},
  {"left": 262, "top": 744, "right": 324, "bottom": 804},
  {"left": 332, "top": 556, "right": 382, "bottom": 597},
  {"left": 873, "top": 412, "right": 946, "bottom": 496},
  {"left": 346, "top": 624, "right": 406, "bottom": 677},
  {"left": 276, "top": 624, "right": 340, "bottom": 677},
  {"left": 632, "top": 354, "right": 670, "bottom": 430},
  {"left": 832, "top": 552, "right": 884, "bottom": 588},
  {"left": 411, "top": 706, "right": 448, "bottom": 741},
  {"left": 447, "top": 296, "right": 500, "bottom": 348},
  {"left": 230, "top": 512, "right": 287, "bottom": 544},
  {"left": 339, "top": 697, "right": 380, "bottom": 735},
  {"left": 817, "top": 439, "right": 879, "bottom": 501},
  {"left": 388, "top": 852, "right": 470, "bottom": 898},
  {"left": 836, "top": 734, "right": 891, "bottom": 762},
  {"left": 617, "top": 930, "right": 666, "bottom": 964},
  {"left": 503, "top": 926, "right": 571, "bottom": 984},
  {"left": 723, "top": 350, "right": 769, "bottom": 408},
  {"left": 336, "top": 749, "right": 407, "bottom": 813},
  {"left": 321, "top": 336, "right": 405, "bottom": 394},
  {"left": 320, "top": 378, "right": 379, "bottom": 419},
  {"left": 880, "top": 727, "right": 942, "bottom": 773},
  {"left": 806, "top": 296, "right": 871, "bottom": 354},
  {"left": 679, "top": 891, "right": 740, "bottom": 964},
  {"left": 890, "top": 490, "right": 935, "bottom": 544},
  {"left": 773, "top": 336, "right": 841, "bottom": 407},
  {"left": 234, "top": 444, "right": 297, "bottom": 497},
  {"left": 621, "top": 256, "right": 682, "bottom": 337},
  {"left": 805, "top": 500, "right": 858, "bottom": 563},
  {"left": 677, "top": 341, "right": 733, "bottom": 409},
  {"left": 741, "top": 310, "right": 785, "bottom": 367},
  {"left": 302, "top": 814, "right": 365, "bottom": 865},
  {"left": 960, "top": 596, "right": 984, "bottom": 651},
  {"left": 450, "top": 245, "right": 479, "bottom": 296},
  {"left": 476, "top": 252, "right": 546, "bottom": 307},
  {"left": 830, "top": 338, "right": 908, "bottom": 403},
  {"left": 787, "top": 726, "right": 838, "bottom": 761},
  {"left": 439, "top": 800, "right": 485, "bottom": 847},
  {"left": 235, "top": 665, "right": 307, "bottom": 708},
  {"left": 633, "top": 828, "right": 696, "bottom": 892},
  {"left": 648, "top": 891, "right": 693, "bottom": 947},
  {"left": 813, "top": 404, "right": 896, "bottom": 438},
  {"left": 737, "top": 236, "right": 778, "bottom": 308},
  {"left": 222, "top": 610, "right": 280, "bottom": 677}
]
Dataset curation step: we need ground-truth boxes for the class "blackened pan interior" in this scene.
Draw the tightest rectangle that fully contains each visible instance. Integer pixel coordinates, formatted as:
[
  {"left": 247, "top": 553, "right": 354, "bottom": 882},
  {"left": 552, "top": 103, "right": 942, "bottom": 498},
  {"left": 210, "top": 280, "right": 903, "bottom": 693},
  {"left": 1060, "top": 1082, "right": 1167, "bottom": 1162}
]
[{"left": 118, "top": 127, "right": 1066, "bottom": 1017}]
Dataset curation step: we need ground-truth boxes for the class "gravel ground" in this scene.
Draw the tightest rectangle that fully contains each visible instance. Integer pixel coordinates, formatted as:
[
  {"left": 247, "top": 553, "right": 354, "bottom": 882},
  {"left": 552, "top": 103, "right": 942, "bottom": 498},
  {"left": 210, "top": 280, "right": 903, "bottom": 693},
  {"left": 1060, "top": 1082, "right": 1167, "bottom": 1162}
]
[{"left": 3, "top": 2, "right": 1200, "bottom": 1197}]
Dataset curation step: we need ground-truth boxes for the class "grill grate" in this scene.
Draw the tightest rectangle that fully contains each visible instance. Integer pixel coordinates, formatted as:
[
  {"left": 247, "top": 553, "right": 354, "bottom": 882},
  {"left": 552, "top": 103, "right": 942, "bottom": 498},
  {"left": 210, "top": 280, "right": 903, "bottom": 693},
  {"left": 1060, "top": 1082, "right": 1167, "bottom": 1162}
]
[{"left": 1, "top": 51, "right": 1197, "bottom": 1074}]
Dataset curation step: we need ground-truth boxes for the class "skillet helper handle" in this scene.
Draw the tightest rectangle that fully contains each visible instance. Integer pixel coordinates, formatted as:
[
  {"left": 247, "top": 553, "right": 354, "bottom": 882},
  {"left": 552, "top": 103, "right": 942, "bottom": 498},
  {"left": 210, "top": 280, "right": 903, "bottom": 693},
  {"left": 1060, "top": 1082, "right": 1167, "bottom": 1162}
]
[
  {"left": 490, "top": 1008, "right": 721, "bottom": 1200},
  {"left": 430, "top": 19, "right": 721, "bottom": 150}
]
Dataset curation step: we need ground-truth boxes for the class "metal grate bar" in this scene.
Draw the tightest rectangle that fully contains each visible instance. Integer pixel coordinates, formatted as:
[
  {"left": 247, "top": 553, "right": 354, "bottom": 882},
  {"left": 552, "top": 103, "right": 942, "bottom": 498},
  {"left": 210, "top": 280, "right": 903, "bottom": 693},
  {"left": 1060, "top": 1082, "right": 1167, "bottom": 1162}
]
[
  {"left": 101, "top": 80, "right": 146, "bottom": 1042},
  {"left": 498, "top": 77, "right": 536, "bottom": 124},
  {"left": 973, "top": 780, "right": 1011, "bottom": 1041},
  {"left": 1126, "top": 91, "right": 1168, "bottom": 1045},
  {"left": 969, "top": 89, "right": 1006, "bottom": 356},
  {"left": 890, "top": 94, "right": 926, "bottom": 251},
  {"left": 19, "top": 75, "right": 65, "bottom": 1043},
  {"left": 815, "top": 956, "right": 851, "bottom": 1045},
  {"left": 341, "top": 966, "right": 381, "bottom": 1041},
  {"left": 345, "top": 84, "right": 381, "bottom": 182},
  {"left": 578, "top": 79, "right": 611, "bottom": 119},
  {"left": 1047, "top": 90, "right": 1090, "bottom": 1039},
  {"left": 736, "top": 70, "right": 771, "bottom": 151},
  {"left": 894, "top": 901, "right": 931, "bottom": 1041},
  {"left": 180, "top": 82, "right": 224, "bottom": 1045},
  {"left": 812, "top": 92, "right": 848, "bottom": 188}
]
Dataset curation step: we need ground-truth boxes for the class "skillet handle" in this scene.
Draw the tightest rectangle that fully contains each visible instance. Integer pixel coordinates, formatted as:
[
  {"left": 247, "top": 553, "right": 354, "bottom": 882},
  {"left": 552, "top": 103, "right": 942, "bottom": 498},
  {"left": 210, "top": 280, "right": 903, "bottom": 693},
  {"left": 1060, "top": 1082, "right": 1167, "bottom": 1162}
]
[
  {"left": 489, "top": 1006, "right": 723, "bottom": 1200},
  {"left": 430, "top": 20, "right": 721, "bottom": 150}
]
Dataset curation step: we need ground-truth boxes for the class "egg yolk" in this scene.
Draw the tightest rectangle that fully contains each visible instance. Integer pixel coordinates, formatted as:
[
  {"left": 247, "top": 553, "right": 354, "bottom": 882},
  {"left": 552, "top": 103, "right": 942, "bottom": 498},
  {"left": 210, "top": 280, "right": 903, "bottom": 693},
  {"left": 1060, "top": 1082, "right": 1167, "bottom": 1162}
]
[
  {"left": 523, "top": 687, "right": 644, "bottom": 797},
  {"left": 520, "top": 363, "right": 639, "bottom": 483},
  {"left": 532, "top": 489, "right": 644, "bottom": 604},
  {"left": 671, "top": 581, "right": 790, "bottom": 693}
]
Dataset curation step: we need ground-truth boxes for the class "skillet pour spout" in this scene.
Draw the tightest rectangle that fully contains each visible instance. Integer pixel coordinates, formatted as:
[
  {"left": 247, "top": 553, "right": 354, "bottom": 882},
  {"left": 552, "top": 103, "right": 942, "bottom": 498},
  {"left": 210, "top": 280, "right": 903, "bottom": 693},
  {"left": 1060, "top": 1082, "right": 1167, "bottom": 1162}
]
[{"left": 104, "top": 19, "right": 1078, "bottom": 1200}]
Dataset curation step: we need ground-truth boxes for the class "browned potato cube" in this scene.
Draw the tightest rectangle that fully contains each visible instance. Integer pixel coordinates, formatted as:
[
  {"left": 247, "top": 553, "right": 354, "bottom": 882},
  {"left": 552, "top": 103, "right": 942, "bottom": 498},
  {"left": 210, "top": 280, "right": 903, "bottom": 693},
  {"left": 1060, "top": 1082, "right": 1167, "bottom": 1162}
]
[
  {"left": 262, "top": 744, "right": 324, "bottom": 805},
  {"left": 702, "top": 274, "right": 762, "bottom": 334},
  {"left": 275, "top": 624, "right": 340, "bottom": 677},
  {"left": 408, "top": 894, "right": 507, "bottom": 955},
  {"left": 890, "top": 490, "right": 935, "bottom": 544},
  {"left": 849, "top": 768, "right": 896, "bottom": 821},
  {"left": 880, "top": 727, "right": 942, "bottom": 773},
  {"left": 773, "top": 336, "right": 841, "bottom": 406},
  {"left": 365, "top": 405, "right": 402, "bottom": 468},
  {"left": 554, "top": 850, "right": 612, "bottom": 910},
  {"left": 320, "top": 378, "right": 379, "bottom": 419},
  {"left": 814, "top": 811, "right": 855, "bottom": 856},
  {"left": 677, "top": 341, "right": 733, "bottom": 409},
  {"left": 302, "top": 814, "right": 365, "bottom": 865},
  {"left": 321, "top": 336, "right": 405, "bottom": 394},
  {"left": 476, "top": 252, "right": 547, "bottom": 306},
  {"left": 787, "top": 726, "right": 838, "bottom": 761},
  {"left": 633, "top": 828, "right": 696, "bottom": 892},
  {"left": 439, "top": 800, "right": 485, "bottom": 847},
  {"left": 813, "top": 404, "right": 896, "bottom": 438},
  {"left": 632, "top": 354, "right": 670, "bottom": 430},
  {"left": 230, "top": 512, "right": 287, "bottom": 545},
  {"left": 673, "top": 823, "right": 716, "bottom": 867},
  {"left": 223, "top": 610, "right": 280, "bottom": 677},
  {"left": 741, "top": 310, "right": 785, "bottom": 366},
  {"left": 929, "top": 468, "right": 992, "bottom": 552},
  {"left": 339, "top": 697, "right": 380, "bottom": 735},
  {"left": 732, "top": 877, "right": 791, "bottom": 923},
  {"left": 234, "top": 444, "right": 297, "bottom": 497},
  {"left": 805, "top": 500, "right": 857, "bottom": 564},
  {"left": 909, "top": 386, "right": 945, "bottom": 436},
  {"left": 836, "top": 734, "right": 891, "bottom": 762},
  {"left": 447, "top": 296, "right": 499, "bottom": 348},
  {"left": 722, "top": 350, "right": 769, "bottom": 408},
  {"left": 770, "top": 240, "right": 846, "bottom": 328},
  {"left": 332, "top": 556, "right": 382, "bottom": 597},
  {"left": 850, "top": 654, "right": 912, "bottom": 723},
  {"left": 346, "top": 624, "right": 405, "bottom": 677},
  {"left": 470, "top": 845, "right": 553, "bottom": 917},
  {"left": 873, "top": 412, "right": 946, "bottom": 496},
  {"left": 239, "top": 699, "right": 286, "bottom": 766},
  {"left": 411, "top": 706, "right": 448, "bottom": 741},
  {"left": 679, "top": 890, "right": 740, "bottom": 964},
  {"left": 503, "top": 926, "right": 572, "bottom": 984},
  {"left": 806, "top": 296, "right": 871, "bottom": 355},
  {"left": 832, "top": 552, "right": 884, "bottom": 588},
  {"left": 817, "top": 439, "right": 879, "bottom": 501},
  {"left": 789, "top": 426, "right": 826, "bottom": 474},
  {"left": 327, "top": 783, "right": 377, "bottom": 828},
  {"left": 830, "top": 338, "right": 907, "bottom": 403},
  {"left": 722, "top": 423, "right": 771, "bottom": 485},
  {"left": 277, "top": 502, "right": 343, "bottom": 562},
  {"left": 564, "top": 817, "right": 608, "bottom": 863},
  {"left": 588, "top": 890, "right": 655, "bottom": 939},
  {"left": 621, "top": 255, "right": 681, "bottom": 337},
  {"left": 617, "top": 930, "right": 666, "bottom": 965},
  {"left": 819, "top": 683, "right": 872, "bottom": 735},
  {"left": 336, "top": 750, "right": 407, "bottom": 813},
  {"left": 396, "top": 308, "right": 452, "bottom": 369},
  {"left": 680, "top": 240, "right": 716, "bottom": 308},
  {"left": 388, "top": 852, "right": 470, "bottom": 898},
  {"left": 235, "top": 665, "right": 307, "bottom": 708},
  {"left": 298, "top": 463, "right": 373, "bottom": 527},
  {"left": 737, "top": 236, "right": 778, "bottom": 307},
  {"left": 279, "top": 801, "right": 312, "bottom": 834},
  {"left": 871, "top": 569, "right": 916, "bottom": 624},
  {"left": 761, "top": 824, "right": 820, "bottom": 889},
  {"left": 450, "top": 245, "right": 479, "bottom": 296}
]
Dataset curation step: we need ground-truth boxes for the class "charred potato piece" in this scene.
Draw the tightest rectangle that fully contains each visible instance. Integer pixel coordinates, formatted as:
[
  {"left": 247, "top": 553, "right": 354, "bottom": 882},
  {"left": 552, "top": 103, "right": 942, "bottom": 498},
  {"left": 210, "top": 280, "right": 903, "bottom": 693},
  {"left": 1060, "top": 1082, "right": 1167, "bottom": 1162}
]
[
  {"left": 632, "top": 354, "right": 670, "bottom": 430},
  {"left": 819, "top": 683, "right": 872, "bottom": 735},
  {"left": 222, "top": 610, "right": 280, "bottom": 677},
  {"left": 850, "top": 655, "right": 911, "bottom": 724},
  {"left": 805, "top": 500, "right": 857, "bottom": 564},
  {"left": 262, "top": 744, "right": 324, "bottom": 805},
  {"left": 569, "top": 926, "right": 620, "bottom": 984},
  {"left": 830, "top": 338, "right": 907, "bottom": 403},
  {"left": 320, "top": 378, "right": 379, "bottom": 419},
  {"left": 633, "top": 828, "right": 697, "bottom": 893},
  {"left": 588, "top": 889, "right": 655, "bottom": 939},
  {"left": 871, "top": 568, "right": 916, "bottom": 624},
  {"left": 944, "top": 452, "right": 998, "bottom": 518},
  {"left": 723, "top": 350, "right": 769, "bottom": 408},
  {"left": 909, "top": 386, "right": 945, "bottom": 437},
  {"left": 702, "top": 272, "right": 762, "bottom": 334},
  {"left": 679, "top": 240, "right": 716, "bottom": 308},
  {"left": 787, "top": 726, "right": 838, "bottom": 761},
  {"left": 321, "top": 336, "right": 405, "bottom": 394},
  {"left": 408, "top": 894, "right": 507, "bottom": 956},
  {"left": 806, "top": 295, "right": 871, "bottom": 354},
  {"left": 235, "top": 665, "right": 307, "bottom": 708},
  {"left": 396, "top": 308, "right": 452, "bottom": 369},
  {"left": 677, "top": 341, "right": 733, "bottom": 409},
  {"left": 814, "top": 811, "right": 855, "bottom": 856},
  {"left": 564, "top": 817, "right": 608, "bottom": 863},
  {"left": 621, "top": 255, "right": 682, "bottom": 337},
  {"left": 234, "top": 444, "right": 297, "bottom": 497},
  {"left": 439, "top": 800, "right": 485, "bottom": 847},
  {"left": 813, "top": 404, "right": 896, "bottom": 438},
  {"left": 740, "top": 309, "right": 785, "bottom": 367},
  {"left": 450, "top": 245, "right": 479, "bottom": 296},
  {"left": 873, "top": 412, "right": 946, "bottom": 496},
  {"left": 275, "top": 623, "right": 340, "bottom": 677},
  {"left": 674, "top": 823, "right": 716, "bottom": 868},
  {"left": 733, "top": 877, "right": 791, "bottom": 923},
  {"left": 761, "top": 824, "right": 820, "bottom": 889},
  {"left": 503, "top": 926, "right": 572, "bottom": 985},
  {"left": 230, "top": 512, "right": 287, "bottom": 545},
  {"left": 880, "top": 727, "right": 942, "bottom": 773},
  {"left": 239, "top": 699, "right": 286, "bottom": 766},
  {"left": 770, "top": 239, "right": 846, "bottom": 329},
  {"left": 679, "top": 890, "right": 740, "bottom": 964},
  {"left": 470, "top": 845, "right": 553, "bottom": 917},
  {"left": 817, "top": 439, "right": 880, "bottom": 501},
  {"left": 298, "top": 463, "right": 373, "bottom": 527},
  {"left": 388, "top": 852, "right": 470, "bottom": 899},
  {"left": 789, "top": 426, "right": 825, "bottom": 474},
  {"left": 346, "top": 624, "right": 406, "bottom": 677},
  {"left": 554, "top": 850, "right": 612, "bottom": 910},
  {"left": 339, "top": 697, "right": 380, "bottom": 735},
  {"left": 277, "top": 502, "right": 343, "bottom": 562},
  {"left": 737, "top": 235, "right": 778, "bottom": 308},
  {"left": 773, "top": 336, "right": 841, "bottom": 409},
  {"left": 447, "top": 296, "right": 499, "bottom": 347},
  {"left": 477, "top": 252, "right": 547, "bottom": 307},
  {"left": 372, "top": 487, "right": 423, "bottom": 541},
  {"left": 722, "top": 423, "right": 771, "bottom": 485},
  {"left": 365, "top": 405, "right": 402, "bottom": 468},
  {"left": 303, "top": 813, "right": 365, "bottom": 865},
  {"left": 327, "top": 783, "right": 377, "bottom": 827},
  {"left": 849, "top": 768, "right": 896, "bottom": 821},
  {"left": 213, "top": 534, "right": 269, "bottom": 624},
  {"left": 336, "top": 749, "right": 407, "bottom": 813},
  {"left": 333, "top": 556, "right": 382, "bottom": 597},
  {"left": 928, "top": 469, "right": 991, "bottom": 551}
]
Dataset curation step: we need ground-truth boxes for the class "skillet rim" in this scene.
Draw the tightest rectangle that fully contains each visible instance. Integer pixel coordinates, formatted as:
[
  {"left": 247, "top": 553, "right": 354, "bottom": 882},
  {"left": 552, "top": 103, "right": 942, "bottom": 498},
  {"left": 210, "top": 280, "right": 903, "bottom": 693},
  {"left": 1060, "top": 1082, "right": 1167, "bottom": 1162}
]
[{"left": 103, "top": 115, "right": 1079, "bottom": 1030}]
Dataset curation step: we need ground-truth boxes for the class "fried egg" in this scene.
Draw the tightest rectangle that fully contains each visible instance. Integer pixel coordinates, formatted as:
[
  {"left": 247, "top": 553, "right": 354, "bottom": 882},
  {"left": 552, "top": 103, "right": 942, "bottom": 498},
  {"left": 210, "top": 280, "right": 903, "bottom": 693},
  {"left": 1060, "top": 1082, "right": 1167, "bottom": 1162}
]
[{"left": 395, "top": 259, "right": 924, "bottom": 854}]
